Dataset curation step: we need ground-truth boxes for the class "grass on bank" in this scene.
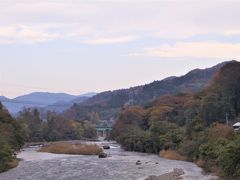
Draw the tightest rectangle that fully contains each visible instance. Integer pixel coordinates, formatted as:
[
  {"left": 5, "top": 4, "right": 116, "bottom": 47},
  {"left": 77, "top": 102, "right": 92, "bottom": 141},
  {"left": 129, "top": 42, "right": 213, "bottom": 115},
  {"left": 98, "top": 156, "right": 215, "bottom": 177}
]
[
  {"left": 159, "top": 150, "right": 186, "bottom": 161},
  {"left": 38, "top": 142, "right": 103, "bottom": 155},
  {"left": 7, "top": 159, "right": 20, "bottom": 169}
]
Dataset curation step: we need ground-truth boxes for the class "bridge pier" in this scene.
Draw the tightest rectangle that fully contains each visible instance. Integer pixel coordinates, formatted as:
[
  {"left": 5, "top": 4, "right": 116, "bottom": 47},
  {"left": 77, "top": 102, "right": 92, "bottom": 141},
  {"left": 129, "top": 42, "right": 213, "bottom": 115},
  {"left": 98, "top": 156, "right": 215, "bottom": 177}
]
[{"left": 96, "top": 127, "right": 112, "bottom": 138}]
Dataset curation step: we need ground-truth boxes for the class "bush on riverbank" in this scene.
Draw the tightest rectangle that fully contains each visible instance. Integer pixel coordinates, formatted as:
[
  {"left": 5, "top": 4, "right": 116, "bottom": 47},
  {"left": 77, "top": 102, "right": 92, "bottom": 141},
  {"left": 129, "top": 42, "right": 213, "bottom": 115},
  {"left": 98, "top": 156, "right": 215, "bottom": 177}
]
[{"left": 38, "top": 142, "right": 103, "bottom": 155}]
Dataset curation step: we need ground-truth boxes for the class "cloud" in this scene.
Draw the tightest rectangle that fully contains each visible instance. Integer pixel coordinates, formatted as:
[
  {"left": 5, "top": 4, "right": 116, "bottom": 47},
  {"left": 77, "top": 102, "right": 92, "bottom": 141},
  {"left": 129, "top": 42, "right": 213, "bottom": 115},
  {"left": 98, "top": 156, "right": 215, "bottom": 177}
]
[
  {"left": 138, "top": 42, "right": 240, "bottom": 59},
  {"left": 224, "top": 30, "right": 240, "bottom": 36},
  {"left": 0, "top": 1, "right": 240, "bottom": 44},
  {"left": 0, "top": 25, "right": 60, "bottom": 44},
  {"left": 0, "top": 24, "right": 138, "bottom": 45},
  {"left": 84, "top": 35, "right": 138, "bottom": 45}
]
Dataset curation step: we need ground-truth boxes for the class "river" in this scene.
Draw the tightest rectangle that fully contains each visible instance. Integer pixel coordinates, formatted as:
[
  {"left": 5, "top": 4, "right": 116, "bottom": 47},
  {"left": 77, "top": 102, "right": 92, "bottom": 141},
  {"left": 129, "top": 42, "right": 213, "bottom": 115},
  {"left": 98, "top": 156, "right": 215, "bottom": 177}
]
[{"left": 0, "top": 141, "right": 218, "bottom": 180}]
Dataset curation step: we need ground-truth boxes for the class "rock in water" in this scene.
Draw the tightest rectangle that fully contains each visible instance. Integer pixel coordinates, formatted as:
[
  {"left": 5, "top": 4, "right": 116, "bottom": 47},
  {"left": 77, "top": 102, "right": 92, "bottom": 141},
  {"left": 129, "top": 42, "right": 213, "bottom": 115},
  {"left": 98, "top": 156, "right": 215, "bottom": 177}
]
[
  {"left": 136, "top": 160, "right": 141, "bottom": 165},
  {"left": 173, "top": 168, "right": 184, "bottom": 176},
  {"left": 103, "top": 145, "right": 110, "bottom": 149},
  {"left": 98, "top": 152, "right": 107, "bottom": 158}
]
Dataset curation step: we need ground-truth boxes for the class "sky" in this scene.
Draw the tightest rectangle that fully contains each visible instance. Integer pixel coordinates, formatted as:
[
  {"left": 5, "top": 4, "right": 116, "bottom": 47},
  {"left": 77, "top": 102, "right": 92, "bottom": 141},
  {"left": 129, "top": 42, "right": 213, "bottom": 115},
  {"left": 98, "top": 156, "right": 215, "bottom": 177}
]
[{"left": 0, "top": 0, "right": 240, "bottom": 98}]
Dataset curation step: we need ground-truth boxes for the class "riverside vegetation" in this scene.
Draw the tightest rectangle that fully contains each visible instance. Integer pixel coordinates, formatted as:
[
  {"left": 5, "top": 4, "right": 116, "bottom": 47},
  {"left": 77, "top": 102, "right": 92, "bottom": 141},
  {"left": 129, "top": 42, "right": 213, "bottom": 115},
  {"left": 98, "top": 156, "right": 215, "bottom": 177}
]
[
  {"left": 17, "top": 109, "right": 97, "bottom": 142},
  {"left": 112, "top": 61, "right": 240, "bottom": 178},
  {"left": 0, "top": 104, "right": 24, "bottom": 172},
  {"left": 0, "top": 106, "right": 97, "bottom": 172}
]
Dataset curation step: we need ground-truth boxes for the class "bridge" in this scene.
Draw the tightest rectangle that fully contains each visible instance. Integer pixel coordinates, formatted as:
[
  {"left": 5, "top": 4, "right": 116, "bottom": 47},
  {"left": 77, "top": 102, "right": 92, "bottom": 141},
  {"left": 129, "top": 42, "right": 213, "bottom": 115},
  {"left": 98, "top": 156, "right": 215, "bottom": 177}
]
[{"left": 96, "top": 127, "right": 112, "bottom": 138}]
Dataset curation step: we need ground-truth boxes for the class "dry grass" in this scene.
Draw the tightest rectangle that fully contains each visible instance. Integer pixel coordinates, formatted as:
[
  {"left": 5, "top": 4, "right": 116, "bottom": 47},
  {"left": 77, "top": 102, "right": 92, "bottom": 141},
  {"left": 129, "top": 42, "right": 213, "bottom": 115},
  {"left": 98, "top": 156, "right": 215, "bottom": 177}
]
[
  {"left": 196, "top": 159, "right": 205, "bottom": 168},
  {"left": 7, "top": 159, "right": 19, "bottom": 169},
  {"left": 38, "top": 142, "right": 103, "bottom": 155},
  {"left": 159, "top": 150, "right": 186, "bottom": 161}
]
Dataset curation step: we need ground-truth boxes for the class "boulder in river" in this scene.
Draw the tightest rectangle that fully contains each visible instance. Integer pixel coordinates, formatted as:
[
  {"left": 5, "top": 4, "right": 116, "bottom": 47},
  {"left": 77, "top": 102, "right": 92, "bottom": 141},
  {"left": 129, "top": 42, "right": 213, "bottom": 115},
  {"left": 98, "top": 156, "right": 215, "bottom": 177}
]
[
  {"left": 98, "top": 152, "right": 107, "bottom": 158},
  {"left": 136, "top": 160, "right": 141, "bottom": 165},
  {"left": 173, "top": 168, "right": 184, "bottom": 176},
  {"left": 102, "top": 145, "right": 110, "bottom": 149}
]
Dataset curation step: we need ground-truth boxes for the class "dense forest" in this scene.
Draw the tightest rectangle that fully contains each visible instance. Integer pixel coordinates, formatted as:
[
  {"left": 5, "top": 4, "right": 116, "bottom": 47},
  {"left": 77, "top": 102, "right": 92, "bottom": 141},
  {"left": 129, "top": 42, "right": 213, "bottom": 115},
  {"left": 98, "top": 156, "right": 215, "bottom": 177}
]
[
  {"left": 112, "top": 61, "right": 240, "bottom": 178},
  {"left": 0, "top": 104, "right": 24, "bottom": 172}
]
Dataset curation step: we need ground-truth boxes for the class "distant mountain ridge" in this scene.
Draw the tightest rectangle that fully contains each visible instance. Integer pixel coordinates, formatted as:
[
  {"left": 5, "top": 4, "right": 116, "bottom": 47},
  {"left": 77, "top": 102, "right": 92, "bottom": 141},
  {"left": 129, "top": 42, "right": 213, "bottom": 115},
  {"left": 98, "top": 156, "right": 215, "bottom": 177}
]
[
  {"left": 82, "top": 61, "right": 231, "bottom": 106},
  {"left": 0, "top": 61, "right": 235, "bottom": 118},
  {"left": 15, "top": 92, "right": 77, "bottom": 105},
  {"left": 64, "top": 61, "right": 234, "bottom": 121},
  {"left": 0, "top": 92, "right": 96, "bottom": 114}
]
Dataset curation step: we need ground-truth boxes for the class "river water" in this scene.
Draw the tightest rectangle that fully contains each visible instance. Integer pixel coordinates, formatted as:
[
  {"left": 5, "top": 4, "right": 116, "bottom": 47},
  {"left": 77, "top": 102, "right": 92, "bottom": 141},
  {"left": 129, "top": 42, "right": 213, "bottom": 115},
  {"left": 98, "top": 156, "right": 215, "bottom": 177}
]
[{"left": 0, "top": 142, "right": 218, "bottom": 180}]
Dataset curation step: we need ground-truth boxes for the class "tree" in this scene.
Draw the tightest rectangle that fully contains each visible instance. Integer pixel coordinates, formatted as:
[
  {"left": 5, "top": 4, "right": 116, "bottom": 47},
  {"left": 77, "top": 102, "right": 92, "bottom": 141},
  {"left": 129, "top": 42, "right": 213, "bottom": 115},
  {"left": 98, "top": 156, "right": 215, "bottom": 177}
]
[
  {"left": 0, "top": 103, "right": 24, "bottom": 172},
  {"left": 89, "top": 112, "right": 100, "bottom": 124},
  {"left": 18, "top": 108, "right": 43, "bottom": 142}
]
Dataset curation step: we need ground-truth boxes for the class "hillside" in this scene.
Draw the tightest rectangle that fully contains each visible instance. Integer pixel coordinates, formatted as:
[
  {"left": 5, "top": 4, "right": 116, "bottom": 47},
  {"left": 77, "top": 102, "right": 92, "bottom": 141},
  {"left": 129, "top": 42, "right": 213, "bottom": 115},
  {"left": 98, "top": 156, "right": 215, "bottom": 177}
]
[
  {"left": 64, "top": 61, "right": 231, "bottom": 121},
  {"left": 40, "top": 96, "right": 90, "bottom": 113},
  {"left": 112, "top": 61, "right": 240, "bottom": 178}
]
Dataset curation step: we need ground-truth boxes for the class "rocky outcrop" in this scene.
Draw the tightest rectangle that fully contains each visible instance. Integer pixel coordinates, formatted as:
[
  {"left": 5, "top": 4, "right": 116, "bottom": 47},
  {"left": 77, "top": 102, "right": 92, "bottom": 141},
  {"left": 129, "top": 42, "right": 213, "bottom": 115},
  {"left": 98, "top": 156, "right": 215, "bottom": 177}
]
[{"left": 145, "top": 168, "right": 184, "bottom": 180}]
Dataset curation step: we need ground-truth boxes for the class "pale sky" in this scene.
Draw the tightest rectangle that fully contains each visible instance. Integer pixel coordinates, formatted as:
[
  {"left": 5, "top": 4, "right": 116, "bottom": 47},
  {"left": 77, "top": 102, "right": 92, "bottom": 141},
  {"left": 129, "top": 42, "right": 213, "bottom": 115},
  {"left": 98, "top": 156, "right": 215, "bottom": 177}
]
[{"left": 0, "top": 0, "right": 240, "bottom": 98}]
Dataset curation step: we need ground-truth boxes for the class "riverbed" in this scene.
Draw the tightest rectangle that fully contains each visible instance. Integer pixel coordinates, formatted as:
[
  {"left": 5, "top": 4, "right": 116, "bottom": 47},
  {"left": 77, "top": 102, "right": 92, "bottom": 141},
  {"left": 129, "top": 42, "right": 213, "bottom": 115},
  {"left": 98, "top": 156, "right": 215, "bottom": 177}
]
[{"left": 0, "top": 142, "right": 218, "bottom": 180}]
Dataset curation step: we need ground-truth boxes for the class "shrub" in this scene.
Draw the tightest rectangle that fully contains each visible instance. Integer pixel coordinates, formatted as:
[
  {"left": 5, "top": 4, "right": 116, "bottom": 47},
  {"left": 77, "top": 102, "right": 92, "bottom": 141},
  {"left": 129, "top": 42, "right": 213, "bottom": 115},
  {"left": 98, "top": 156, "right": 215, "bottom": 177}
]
[
  {"left": 179, "top": 140, "right": 200, "bottom": 161},
  {"left": 218, "top": 138, "right": 240, "bottom": 178},
  {"left": 0, "top": 137, "right": 13, "bottom": 172},
  {"left": 208, "top": 123, "right": 234, "bottom": 143}
]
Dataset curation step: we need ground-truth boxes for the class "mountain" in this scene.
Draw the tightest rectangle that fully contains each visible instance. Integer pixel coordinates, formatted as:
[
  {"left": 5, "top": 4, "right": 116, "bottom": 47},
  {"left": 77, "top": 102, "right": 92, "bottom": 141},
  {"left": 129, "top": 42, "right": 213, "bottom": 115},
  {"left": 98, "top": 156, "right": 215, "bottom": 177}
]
[
  {"left": 64, "top": 61, "right": 233, "bottom": 121},
  {"left": 15, "top": 92, "right": 77, "bottom": 105},
  {"left": 0, "top": 92, "right": 96, "bottom": 114},
  {"left": 79, "top": 92, "right": 97, "bottom": 97},
  {"left": 0, "top": 96, "right": 9, "bottom": 101},
  {"left": 199, "top": 60, "right": 240, "bottom": 124}
]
